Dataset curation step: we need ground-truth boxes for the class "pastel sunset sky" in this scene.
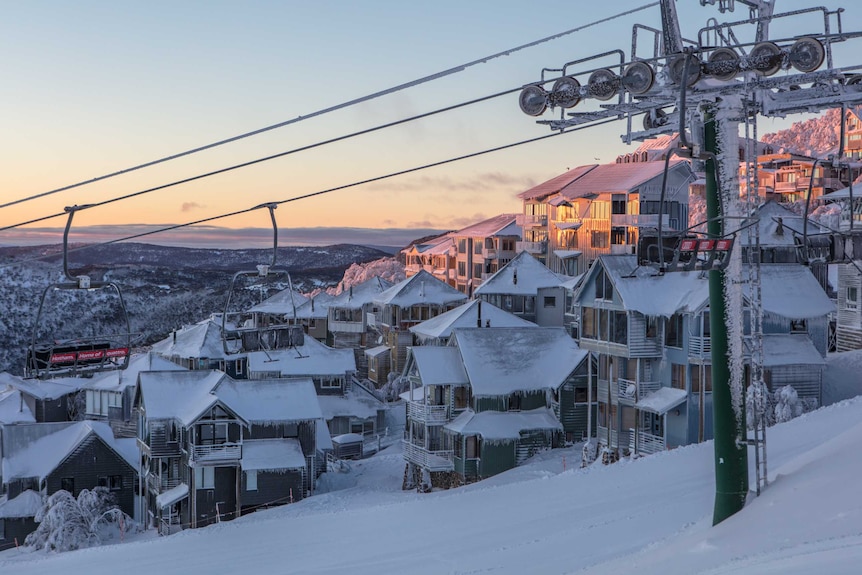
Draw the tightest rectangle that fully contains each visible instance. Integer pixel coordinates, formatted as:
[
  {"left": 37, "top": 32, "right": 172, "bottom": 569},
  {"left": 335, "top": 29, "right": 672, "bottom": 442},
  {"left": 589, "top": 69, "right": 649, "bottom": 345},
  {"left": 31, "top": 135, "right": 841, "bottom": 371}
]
[{"left": 1, "top": 0, "right": 857, "bottom": 247}]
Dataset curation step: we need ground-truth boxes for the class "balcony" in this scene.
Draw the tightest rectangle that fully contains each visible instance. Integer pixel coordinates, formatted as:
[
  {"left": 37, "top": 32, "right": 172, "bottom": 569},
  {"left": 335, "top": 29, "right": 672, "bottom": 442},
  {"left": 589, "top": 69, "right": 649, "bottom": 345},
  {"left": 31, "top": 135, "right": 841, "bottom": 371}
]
[
  {"left": 610, "top": 214, "right": 669, "bottom": 227},
  {"left": 689, "top": 335, "right": 711, "bottom": 357},
  {"left": 628, "top": 429, "right": 666, "bottom": 455},
  {"left": 329, "top": 319, "right": 365, "bottom": 333},
  {"left": 190, "top": 442, "right": 241, "bottom": 465},
  {"left": 516, "top": 240, "right": 547, "bottom": 255},
  {"left": 516, "top": 214, "right": 548, "bottom": 228},
  {"left": 407, "top": 401, "right": 449, "bottom": 424},
  {"left": 147, "top": 474, "right": 182, "bottom": 493},
  {"left": 610, "top": 244, "right": 635, "bottom": 255},
  {"left": 402, "top": 440, "right": 454, "bottom": 472},
  {"left": 617, "top": 379, "right": 661, "bottom": 405},
  {"left": 597, "top": 379, "right": 619, "bottom": 404}
]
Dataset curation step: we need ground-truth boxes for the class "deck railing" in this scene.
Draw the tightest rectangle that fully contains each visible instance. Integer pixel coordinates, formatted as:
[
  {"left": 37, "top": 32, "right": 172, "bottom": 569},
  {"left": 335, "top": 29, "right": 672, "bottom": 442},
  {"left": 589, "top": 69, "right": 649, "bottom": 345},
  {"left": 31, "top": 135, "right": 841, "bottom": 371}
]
[
  {"left": 689, "top": 335, "right": 711, "bottom": 357},
  {"left": 617, "top": 379, "right": 661, "bottom": 403},
  {"left": 401, "top": 440, "right": 454, "bottom": 471},
  {"left": 628, "top": 429, "right": 666, "bottom": 455},
  {"left": 191, "top": 442, "right": 241, "bottom": 463},
  {"left": 406, "top": 402, "right": 449, "bottom": 423}
]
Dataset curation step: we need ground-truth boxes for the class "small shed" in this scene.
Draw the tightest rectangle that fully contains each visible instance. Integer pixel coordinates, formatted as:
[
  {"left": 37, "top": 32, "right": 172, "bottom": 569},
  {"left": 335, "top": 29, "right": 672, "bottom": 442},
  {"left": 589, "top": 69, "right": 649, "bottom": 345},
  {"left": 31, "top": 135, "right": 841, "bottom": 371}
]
[{"left": 331, "top": 433, "right": 364, "bottom": 460}]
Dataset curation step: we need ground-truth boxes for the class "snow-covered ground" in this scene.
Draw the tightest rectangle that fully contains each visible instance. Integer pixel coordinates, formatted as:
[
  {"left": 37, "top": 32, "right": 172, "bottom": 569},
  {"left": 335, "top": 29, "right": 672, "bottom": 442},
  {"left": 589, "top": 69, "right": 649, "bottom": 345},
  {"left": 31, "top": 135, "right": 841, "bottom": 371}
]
[{"left": 3, "top": 360, "right": 861, "bottom": 574}]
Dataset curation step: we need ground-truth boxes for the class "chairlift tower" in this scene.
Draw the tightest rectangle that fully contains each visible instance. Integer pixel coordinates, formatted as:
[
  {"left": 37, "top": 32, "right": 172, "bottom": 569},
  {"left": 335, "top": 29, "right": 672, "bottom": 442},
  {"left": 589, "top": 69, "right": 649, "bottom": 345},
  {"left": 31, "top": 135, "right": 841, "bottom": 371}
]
[{"left": 517, "top": 0, "right": 862, "bottom": 524}]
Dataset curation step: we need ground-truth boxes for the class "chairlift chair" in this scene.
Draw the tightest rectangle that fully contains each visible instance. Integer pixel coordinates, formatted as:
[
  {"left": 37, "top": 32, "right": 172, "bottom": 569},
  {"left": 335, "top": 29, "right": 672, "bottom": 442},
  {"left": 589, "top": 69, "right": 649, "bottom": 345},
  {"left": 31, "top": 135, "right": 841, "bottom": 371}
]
[
  {"left": 25, "top": 206, "right": 132, "bottom": 379},
  {"left": 221, "top": 204, "right": 303, "bottom": 355}
]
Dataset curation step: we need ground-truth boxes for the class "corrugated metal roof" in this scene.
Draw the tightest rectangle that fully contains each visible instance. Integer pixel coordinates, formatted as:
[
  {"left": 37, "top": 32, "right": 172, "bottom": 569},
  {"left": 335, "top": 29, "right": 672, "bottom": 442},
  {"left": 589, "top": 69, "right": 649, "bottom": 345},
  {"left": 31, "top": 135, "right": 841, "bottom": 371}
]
[
  {"left": 556, "top": 160, "right": 691, "bottom": 199},
  {"left": 518, "top": 164, "right": 598, "bottom": 200},
  {"left": 455, "top": 214, "right": 519, "bottom": 238}
]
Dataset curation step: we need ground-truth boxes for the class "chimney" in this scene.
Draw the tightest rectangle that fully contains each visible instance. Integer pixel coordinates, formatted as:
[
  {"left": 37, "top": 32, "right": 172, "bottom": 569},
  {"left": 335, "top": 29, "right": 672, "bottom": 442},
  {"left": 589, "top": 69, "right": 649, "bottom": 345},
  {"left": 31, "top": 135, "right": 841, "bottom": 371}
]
[
  {"left": 775, "top": 217, "right": 784, "bottom": 236},
  {"left": 513, "top": 269, "right": 518, "bottom": 285},
  {"left": 477, "top": 300, "right": 482, "bottom": 328}
]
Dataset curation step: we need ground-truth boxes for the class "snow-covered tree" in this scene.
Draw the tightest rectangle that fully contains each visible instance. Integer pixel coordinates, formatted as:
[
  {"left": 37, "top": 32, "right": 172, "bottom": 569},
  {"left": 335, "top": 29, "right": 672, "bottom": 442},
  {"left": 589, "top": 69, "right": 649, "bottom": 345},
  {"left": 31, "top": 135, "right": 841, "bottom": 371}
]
[
  {"left": 378, "top": 373, "right": 410, "bottom": 402},
  {"left": 25, "top": 487, "right": 132, "bottom": 552},
  {"left": 773, "top": 385, "right": 804, "bottom": 424}
]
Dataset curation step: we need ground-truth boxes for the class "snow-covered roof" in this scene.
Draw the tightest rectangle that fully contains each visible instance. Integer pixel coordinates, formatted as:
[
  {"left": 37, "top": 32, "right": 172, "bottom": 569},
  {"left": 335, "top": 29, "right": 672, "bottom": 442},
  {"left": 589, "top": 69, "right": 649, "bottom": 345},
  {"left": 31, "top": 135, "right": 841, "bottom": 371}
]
[
  {"left": 328, "top": 276, "right": 393, "bottom": 310},
  {"left": 317, "top": 389, "right": 382, "bottom": 421},
  {"left": 739, "top": 201, "right": 828, "bottom": 248},
  {"left": 241, "top": 439, "right": 306, "bottom": 472},
  {"left": 552, "top": 160, "right": 691, "bottom": 200},
  {"left": 248, "top": 288, "right": 310, "bottom": 316},
  {"left": 215, "top": 377, "right": 323, "bottom": 423},
  {"left": 474, "top": 251, "right": 566, "bottom": 296},
  {"left": 595, "top": 255, "right": 710, "bottom": 318},
  {"left": 83, "top": 353, "right": 186, "bottom": 392},
  {"left": 364, "top": 345, "right": 390, "bottom": 358},
  {"left": 409, "top": 346, "right": 469, "bottom": 386},
  {"left": 409, "top": 299, "right": 536, "bottom": 341},
  {"left": 0, "top": 371, "right": 87, "bottom": 400},
  {"left": 292, "top": 292, "right": 335, "bottom": 320},
  {"left": 452, "top": 327, "right": 587, "bottom": 396},
  {"left": 637, "top": 387, "right": 688, "bottom": 415},
  {"left": 245, "top": 337, "right": 356, "bottom": 377},
  {"left": 1, "top": 421, "right": 137, "bottom": 482},
  {"left": 0, "top": 490, "right": 42, "bottom": 519},
  {"left": 138, "top": 370, "right": 226, "bottom": 425},
  {"left": 519, "top": 164, "right": 599, "bottom": 200},
  {"left": 0, "top": 387, "right": 35, "bottom": 424},
  {"left": 374, "top": 270, "right": 467, "bottom": 308},
  {"left": 331, "top": 433, "right": 364, "bottom": 444},
  {"left": 151, "top": 318, "right": 226, "bottom": 359},
  {"left": 756, "top": 265, "right": 835, "bottom": 319},
  {"left": 762, "top": 334, "right": 826, "bottom": 367},
  {"left": 316, "top": 419, "right": 333, "bottom": 451},
  {"left": 155, "top": 483, "right": 189, "bottom": 509},
  {"left": 454, "top": 214, "right": 520, "bottom": 238},
  {"left": 444, "top": 408, "right": 562, "bottom": 440}
]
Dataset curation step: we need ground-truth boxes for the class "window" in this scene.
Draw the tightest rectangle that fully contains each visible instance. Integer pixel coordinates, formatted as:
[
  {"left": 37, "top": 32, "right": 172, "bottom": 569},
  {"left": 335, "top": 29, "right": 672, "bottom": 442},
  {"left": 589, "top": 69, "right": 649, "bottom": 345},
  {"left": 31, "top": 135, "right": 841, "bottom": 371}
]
[
  {"left": 474, "top": 241, "right": 482, "bottom": 255},
  {"left": 98, "top": 476, "right": 108, "bottom": 488},
  {"left": 691, "top": 366, "right": 712, "bottom": 393},
  {"left": 109, "top": 476, "right": 123, "bottom": 490},
  {"left": 473, "top": 264, "right": 483, "bottom": 279},
  {"left": 454, "top": 386, "right": 469, "bottom": 409},
  {"left": 235, "top": 358, "right": 245, "bottom": 376},
  {"left": 319, "top": 377, "right": 342, "bottom": 389},
  {"left": 591, "top": 231, "right": 609, "bottom": 248},
  {"left": 611, "top": 227, "right": 626, "bottom": 245},
  {"left": 847, "top": 286, "right": 859, "bottom": 310},
  {"left": 671, "top": 364, "right": 686, "bottom": 390},
  {"left": 544, "top": 296, "right": 556, "bottom": 308},
  {"left": 246, "top": 470, "right": 258, "bottom": 491},
  {"left": 790, "top": 319, "right": 807, "bottom": 333},
  {"left": 582, "top": 307, "right": 596, "bottom": 339},
  {"left": 595, "top": 269, "right": 613, "bottom": 300},
  {"left": 458, "top": 239, "right": 467, "bottom": 254},
  {"left": 509, "top": 393, "right": 522, "bottom": 411},
  {"left": 61, "top": 477, "right": 74, "bottom": 495},
  {"left": 457, "top": 262, "right": 467, "bottom": 277},
  {"left": 196, "top": 467, "right": 215, "bottom": 489},
  {"left": 665, "top": 314, "right": 683, "bottom": 348},
  {"left": 574, "top": 387, "right": 588, "bottom": 403},
  {"left": 611, "top": 194, "right": 626, "bottom": 215},
  {"left": 645, "top": 316, "right": 658, "bottom": 339},
  {"left": 502, "top": 238, "right": 515, "bottom": 251},
  {"left": 465, "top": 436, "right": 480, "bottom": 459}
]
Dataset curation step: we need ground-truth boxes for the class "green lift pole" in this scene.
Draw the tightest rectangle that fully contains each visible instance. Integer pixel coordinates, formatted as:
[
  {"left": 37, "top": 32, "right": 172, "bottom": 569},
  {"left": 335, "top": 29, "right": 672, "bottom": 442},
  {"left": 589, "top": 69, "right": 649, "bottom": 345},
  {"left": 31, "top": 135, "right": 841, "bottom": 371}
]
[{"left": 705, "top": 105, "right": 749, "bottom": 525}]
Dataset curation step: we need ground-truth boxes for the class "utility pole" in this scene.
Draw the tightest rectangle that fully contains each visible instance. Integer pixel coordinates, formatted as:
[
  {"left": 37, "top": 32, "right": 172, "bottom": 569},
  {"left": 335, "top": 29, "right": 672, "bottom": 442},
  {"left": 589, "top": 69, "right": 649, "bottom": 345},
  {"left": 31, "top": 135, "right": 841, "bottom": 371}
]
[{"left": 517, "top": 0, "right": 862, "bottom": 525}]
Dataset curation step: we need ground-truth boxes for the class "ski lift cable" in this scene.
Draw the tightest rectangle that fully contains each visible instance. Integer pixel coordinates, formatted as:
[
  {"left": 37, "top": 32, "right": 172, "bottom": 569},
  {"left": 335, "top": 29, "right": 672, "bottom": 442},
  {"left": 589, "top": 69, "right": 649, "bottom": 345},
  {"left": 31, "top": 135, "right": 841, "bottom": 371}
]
[
  {"left": 0, "top": 2, "right": 659, "bottom": 212},
  {"left": 0, "top": 86, "right": 519, "bottom": 233},
  {"left": 0, "top": 118, "right": 616, "bottom": 269}
]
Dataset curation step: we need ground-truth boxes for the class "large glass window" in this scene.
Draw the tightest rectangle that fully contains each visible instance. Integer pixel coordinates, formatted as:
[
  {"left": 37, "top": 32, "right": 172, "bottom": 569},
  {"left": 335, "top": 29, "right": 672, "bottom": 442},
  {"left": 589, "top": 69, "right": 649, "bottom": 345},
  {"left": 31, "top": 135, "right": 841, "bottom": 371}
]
[
  {"left": 671, "top": 364, "right": 686, "bottom": 390},
  {"left": 665, "top": 314, "right": 684, "bottom": 348},
  {"left": 582, "top": 308, "right": 596, "bottom": 338}
]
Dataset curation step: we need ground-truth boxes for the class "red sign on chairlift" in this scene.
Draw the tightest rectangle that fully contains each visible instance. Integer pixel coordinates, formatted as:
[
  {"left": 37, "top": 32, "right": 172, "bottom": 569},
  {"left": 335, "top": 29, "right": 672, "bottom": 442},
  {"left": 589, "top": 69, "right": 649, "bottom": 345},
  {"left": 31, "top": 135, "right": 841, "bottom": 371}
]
[
  {"left": 50, "top": 352, "right": 77, "bottom": 363},
  {"left": 77, "top": 349, "right": 106, "bottom": 361},
  {"left": 698, "top": 240, "right": 715, "bottom": 251},
  {"left": 105, "top": 347, "right": 129, "bottom": 358},
  {"left": 715, "top": 238, "right": 733, "bottom": 251},
  {"left": 679, "top": 239, "right": 698, "bottom": 251}
]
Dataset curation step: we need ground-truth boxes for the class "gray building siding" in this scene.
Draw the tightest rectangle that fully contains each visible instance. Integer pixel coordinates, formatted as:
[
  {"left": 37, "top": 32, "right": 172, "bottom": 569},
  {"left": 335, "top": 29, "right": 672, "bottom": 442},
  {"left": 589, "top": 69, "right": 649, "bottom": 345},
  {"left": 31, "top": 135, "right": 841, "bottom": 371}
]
[{"left": 240, "top": 469, "right": 304, "bottom": 511}]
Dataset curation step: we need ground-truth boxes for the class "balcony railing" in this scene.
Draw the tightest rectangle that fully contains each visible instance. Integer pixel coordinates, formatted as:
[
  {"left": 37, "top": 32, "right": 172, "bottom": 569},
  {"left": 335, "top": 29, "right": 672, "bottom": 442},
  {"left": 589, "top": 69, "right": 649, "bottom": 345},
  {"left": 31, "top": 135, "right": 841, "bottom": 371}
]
[
  {"left": 517, "top": 214, "right": 548, "bottom": 227},
  {"left": 147, "top": 474, "right": 182, "bottom": 493},
  {"left": 628, "top": 429, "right": 666, "bottom": 455},
  {"left": 516, "top": 240, "right": 547, "bottom": 255},
  {"left": 596, "top": 426, "right": 629, "bottom": 450},
  {"left": 610, "top": 244, "right": 635, "bottom": 255},
  {"left": 329, "top": 319, "right": 365, "bottom": 333},
  {"left": 597, "top": 379, "right": 619, "bottom": 404},
  {"left": 689, "top": 335, "right": 711, "bottom": 357},
  {"left": 610, "top": 214, "right": 669, "bottom": 227},
  {"left": 407, "top": 402, "right": 449, "bottom": 424},
  {"left": 401, "top": 440, "right": 454, "bottom": 471},
  {"left": 617, "top": 379, "right": 661, "bottom": 404},
  {"left": 191, "top": 442, "right": 241, "bottom": 464}
]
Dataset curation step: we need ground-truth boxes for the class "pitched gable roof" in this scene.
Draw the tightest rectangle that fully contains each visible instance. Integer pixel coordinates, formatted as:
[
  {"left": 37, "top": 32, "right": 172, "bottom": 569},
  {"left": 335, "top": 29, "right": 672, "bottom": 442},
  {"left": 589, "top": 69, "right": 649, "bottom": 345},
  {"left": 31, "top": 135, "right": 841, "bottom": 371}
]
[
  {"left": 474, "top": 251, "right": 565, "bottom": 296},
  {"left": 452, "top": 327, "right": 587, "bottom": 396},
  {"left": 248, "top": 288, "right": 310, "bottom": 316},
  {"left": 138, "top": 370, "right": 227, "bottom": 425},
  {"left": 554, "top": 160, "right": 692, "bottom": 199},
  {"left": 245, "top": 336, "right": 356, "bottom": 376},
  {"left": 408, "top": 347, "right": 469, "bottom": 386},
  {"left": 375, "top": 270, "right": 467, "bottom": 308},
  {"left": 329, "top": 276, "right": 393, "bottom": 309},
  {"left": 1, "top": 421, "right": 136, "bottom": 482},
  {"left": 151, "top": 318, "right": 226, "bottom": 359},
  {"left": 409, "top": 299, "right": 536, "bottom": 341},
  {"left": 0, "top": 387, "right": 35, "bottom": 424},
  {"left": 519, "top": 164, "right": 598, "bottom": 200},
  {"left": 454, "top": 214, "right": 520, "bottom": 238}
]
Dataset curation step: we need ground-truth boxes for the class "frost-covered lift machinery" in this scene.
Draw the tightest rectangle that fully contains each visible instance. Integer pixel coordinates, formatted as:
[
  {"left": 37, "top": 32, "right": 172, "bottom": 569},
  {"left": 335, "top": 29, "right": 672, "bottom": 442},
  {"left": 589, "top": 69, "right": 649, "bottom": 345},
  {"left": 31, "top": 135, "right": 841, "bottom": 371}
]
[
  {"left": 517, "top": 0, "right": 862, "bottom": 524},
  {"left": 26, "top": 206, "right": 131, "bottom": 379},
  {"left": 221, "top": 203, "right": 303, "bottom": 355}
]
